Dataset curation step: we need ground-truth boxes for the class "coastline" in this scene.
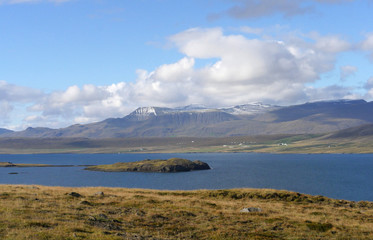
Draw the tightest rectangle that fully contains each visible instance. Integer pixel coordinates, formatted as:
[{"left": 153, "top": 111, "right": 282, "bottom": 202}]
[{"left": 1, "top": 134, "right": 373, "bottom": 154}]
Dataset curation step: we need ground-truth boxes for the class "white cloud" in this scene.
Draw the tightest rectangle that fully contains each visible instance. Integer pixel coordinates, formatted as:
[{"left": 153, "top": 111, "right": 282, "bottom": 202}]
[
  {"left": 0, "top": 80, "right": 43, "bottom": 119},
  {"left": 365, "top": 77, "right": 373, "bottom": 89},
  {"left": 364, "top": 77, "right": 373, "bottom": 100},
  {"left": 166, "top": 28, "right": 351, "bottom": 105},
  {"left": 305, "top": 85, "right": 358, "bottom": 101},
  {"left": 212, "top": 0, "right": 356, "bottom": 20},
  {"left": 0, "top": 80, "right": 43, "bottom": 102},
  {"left": 340, "top": 65, "right": 357, "bottom": 81},
  {"left": 361, "top": 33, "right": 373, "bottom": 60},
  {"left": 240, "top": 26, "right": 263, "bottom": 35},
  {"left": 1, "top": 27, "right": 359, "bottom": 129},
  {"left": 222, "top": 0, "right": 312, "bottom": 19},
  {"left": 0, "top": 101, "right": 13, "bottom": 119},
  {"left": 0, "top": 81, "right": 44, "bottom": 129},
  {"left": 312, "top": 35, "right": 351, "bottom": 53}
]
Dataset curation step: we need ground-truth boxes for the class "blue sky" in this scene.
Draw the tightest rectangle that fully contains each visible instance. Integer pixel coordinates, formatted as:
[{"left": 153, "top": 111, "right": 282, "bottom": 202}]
[{"left": 1, "top": 0, "right": 373, "bottom": 130}]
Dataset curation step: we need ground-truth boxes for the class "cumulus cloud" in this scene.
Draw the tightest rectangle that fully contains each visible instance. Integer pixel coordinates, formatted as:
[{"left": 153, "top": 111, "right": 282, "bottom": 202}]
[
  {"left": 0, "top": 80, "right": 43, "bottom": 102},
  {"left": 1, "top": 27, "right": 357, "bottom": 129},
  {"left": 33, "top": 27, "right": 349, "bottom": 118},
  {"left": 212, "top": 0, "right": 356, "bottom": 19},
  {"left": 164, "top": 27, "right": 351, "bottom": 105},
  {"left": 0, "top": 81, "right": 44, "bottom": 128}
]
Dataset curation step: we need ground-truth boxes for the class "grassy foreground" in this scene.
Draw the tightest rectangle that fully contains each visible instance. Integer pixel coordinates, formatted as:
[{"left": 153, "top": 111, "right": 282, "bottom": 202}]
[{"left": 1, "top": 185, "right": 373, "bottom": 239}]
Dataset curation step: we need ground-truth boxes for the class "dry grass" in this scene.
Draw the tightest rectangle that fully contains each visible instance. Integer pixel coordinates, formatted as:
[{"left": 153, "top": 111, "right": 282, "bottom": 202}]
[{"left": 1, "top": 185, "right": 373, "bottom": 239}]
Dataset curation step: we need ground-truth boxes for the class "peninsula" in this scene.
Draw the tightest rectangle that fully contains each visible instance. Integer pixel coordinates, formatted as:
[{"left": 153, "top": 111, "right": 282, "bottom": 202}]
[
  {"left": 85, "top": 158, "right": 211, "bottom": 172},
  {"left": 0, "top": 162, "right": 53, "bottom": 167}
]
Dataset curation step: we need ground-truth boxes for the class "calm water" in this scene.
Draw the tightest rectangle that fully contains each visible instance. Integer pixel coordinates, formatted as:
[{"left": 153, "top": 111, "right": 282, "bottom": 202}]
[{"left": 1, "top": 153, "right": 373, "bottom": 201}]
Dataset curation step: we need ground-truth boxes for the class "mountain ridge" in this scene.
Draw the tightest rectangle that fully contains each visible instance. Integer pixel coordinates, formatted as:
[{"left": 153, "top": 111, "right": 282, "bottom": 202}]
[{"left": 1, "top": 99, "right": 373, "bottom": 138}]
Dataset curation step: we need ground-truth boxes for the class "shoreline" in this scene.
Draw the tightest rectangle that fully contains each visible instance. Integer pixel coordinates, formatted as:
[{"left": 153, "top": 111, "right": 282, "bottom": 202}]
[
  {"left": 1, "top": 149, "right": 373, "bottom": 154},
  {"left": 0, "top": 184, "right": 372, "bottom": 203}
]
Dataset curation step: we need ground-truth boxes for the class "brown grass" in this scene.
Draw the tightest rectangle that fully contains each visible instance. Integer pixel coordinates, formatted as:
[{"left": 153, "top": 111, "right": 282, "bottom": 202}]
[{"left": 1, "top": 185, "right": 373, "bottom": 239}]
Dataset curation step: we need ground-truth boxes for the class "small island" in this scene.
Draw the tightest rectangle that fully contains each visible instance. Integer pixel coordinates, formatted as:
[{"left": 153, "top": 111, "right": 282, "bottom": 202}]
[{"left": 85, "top": 158, "right": 211, "bottom": 173}]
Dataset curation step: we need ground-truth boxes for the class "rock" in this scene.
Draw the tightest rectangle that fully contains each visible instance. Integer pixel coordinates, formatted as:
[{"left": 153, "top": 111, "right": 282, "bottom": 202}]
[
  {"left": 87, "top": 214, "right": 122, "bottom": 231},
  {"left": 240, "top": 207, "right": 262, "bottom": 213},
  {"left": 94, "top": 191, "right": 104, "bottom": 197},
  {"left": 80, "top": 200, "right": 92, "bottom": 206},
  {"left": 68, "top": 192, "right": 82, "bottom": 198},
  {"left": 98, "top": 214, "right": 108, "bottom": 219}
]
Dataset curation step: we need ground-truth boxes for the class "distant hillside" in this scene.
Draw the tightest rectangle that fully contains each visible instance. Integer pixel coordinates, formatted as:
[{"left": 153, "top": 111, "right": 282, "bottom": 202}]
[
  {"left": 2, "top": 100, "right": 373, "bottom": 138},
  {"left": 0, "top": 128, "right": 13, "bottom": 135},
  {"left": 264, "top": 99, "right": 373, "bottom": 122},
  {"left": 324, "top": 124, "right": 373, "bottom": 139}
]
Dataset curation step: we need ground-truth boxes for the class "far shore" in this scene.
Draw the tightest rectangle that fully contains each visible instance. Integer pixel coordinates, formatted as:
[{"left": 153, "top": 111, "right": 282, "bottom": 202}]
[{"left": 1, "top": 134, "right": 373, "bottom": 154}]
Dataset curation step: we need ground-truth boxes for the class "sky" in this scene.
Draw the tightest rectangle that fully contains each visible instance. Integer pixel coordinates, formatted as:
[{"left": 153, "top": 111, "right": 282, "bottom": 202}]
[{"left": 1, "top": 0, "right": 373, "bottom": 130}]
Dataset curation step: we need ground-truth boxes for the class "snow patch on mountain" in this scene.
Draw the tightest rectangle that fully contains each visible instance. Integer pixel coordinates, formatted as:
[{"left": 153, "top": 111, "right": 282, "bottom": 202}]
[
  {"left": 127, "top": 103, "right": 280, "bottom": 120},
  {"left": 127, "top": 107, "right": 171, "bottom": 120},
  {"left": 220, "top": 103, "right": 280, "bottom": 115}
]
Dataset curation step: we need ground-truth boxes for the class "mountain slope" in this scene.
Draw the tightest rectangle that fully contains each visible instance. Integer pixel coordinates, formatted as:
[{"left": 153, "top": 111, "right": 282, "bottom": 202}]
[
  {"left": 263, "top": 99, "right": 373, "bottom": 123},
  {"left": 323, "top": 123, "right": 373, "bottom": 139},
  {"left": 0, "top": 128, "right": 13, "bottom": 136}
]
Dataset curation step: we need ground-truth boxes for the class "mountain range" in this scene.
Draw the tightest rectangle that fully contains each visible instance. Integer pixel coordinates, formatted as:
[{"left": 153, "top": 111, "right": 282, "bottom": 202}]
[{"left": 1, "top": 100, "right": 373, "bottom": 138}]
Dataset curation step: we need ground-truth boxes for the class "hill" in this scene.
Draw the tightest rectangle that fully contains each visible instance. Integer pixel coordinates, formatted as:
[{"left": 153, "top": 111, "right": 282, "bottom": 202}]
[
  {"left": 323, "top": 123, "right": 373, "bottom": 139},
  {"left": 0, "top": 128, "right": 13, "bottom": 135}
]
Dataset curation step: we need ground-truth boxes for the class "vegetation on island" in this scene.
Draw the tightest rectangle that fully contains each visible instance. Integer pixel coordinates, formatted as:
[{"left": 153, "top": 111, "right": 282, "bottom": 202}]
[
  {"left": 1, "top": 185, "right": 373, "bottom": 239},
  {"left": 85, "top": 158, "right": 210, "bottom": 172}
]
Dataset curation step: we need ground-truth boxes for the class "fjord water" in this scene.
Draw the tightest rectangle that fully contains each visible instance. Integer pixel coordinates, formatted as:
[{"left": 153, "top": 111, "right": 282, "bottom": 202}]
[{"left": 1, "top": 153, "right": 373, "bottom": 202}]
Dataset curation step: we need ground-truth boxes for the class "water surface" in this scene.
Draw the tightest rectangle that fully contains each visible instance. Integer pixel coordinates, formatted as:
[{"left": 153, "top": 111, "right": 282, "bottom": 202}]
[{"left": 0, "top": 153, "right": 372, "bottom": 201}]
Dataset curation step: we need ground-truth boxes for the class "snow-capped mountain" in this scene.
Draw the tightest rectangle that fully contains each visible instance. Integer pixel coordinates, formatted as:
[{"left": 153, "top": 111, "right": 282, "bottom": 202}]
[
  {"left": 3, "top": 99, "right": 373, "bottom": 138},
  {"left": 127, "top": 103, "right": 279, "bottom": 121},
  {"left": 127, "top": 107, "right": 171, "bottom": 120}
]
